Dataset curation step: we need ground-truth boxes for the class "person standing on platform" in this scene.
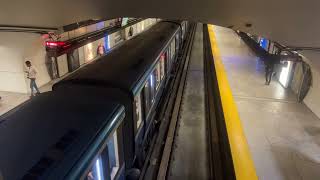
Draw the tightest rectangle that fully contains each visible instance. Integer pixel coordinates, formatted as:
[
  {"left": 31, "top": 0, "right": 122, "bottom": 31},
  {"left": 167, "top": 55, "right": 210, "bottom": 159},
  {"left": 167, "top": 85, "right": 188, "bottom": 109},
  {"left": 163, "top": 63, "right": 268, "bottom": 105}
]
[
  {"left": 25, "top": 61, "right": 40, "bottom": 97},
  {"left": 97, "top": 44, "right": 106, "bottom": 57},
  {"left": 264, "top": 54, "right": 280, "bottom": 85}
]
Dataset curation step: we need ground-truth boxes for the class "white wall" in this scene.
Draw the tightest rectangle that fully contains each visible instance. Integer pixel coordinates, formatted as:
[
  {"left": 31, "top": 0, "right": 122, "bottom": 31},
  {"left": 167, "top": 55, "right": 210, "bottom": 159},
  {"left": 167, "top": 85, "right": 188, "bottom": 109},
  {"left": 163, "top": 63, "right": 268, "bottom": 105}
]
[
  {"left": 300, "top": 52, "right": 320, "bottom": 118},
  {"left": 0, "top": 32, "right": 49, "bottom": 93},
  {"left": 23, "top": 35, "right": 51, "bottom": 89}
]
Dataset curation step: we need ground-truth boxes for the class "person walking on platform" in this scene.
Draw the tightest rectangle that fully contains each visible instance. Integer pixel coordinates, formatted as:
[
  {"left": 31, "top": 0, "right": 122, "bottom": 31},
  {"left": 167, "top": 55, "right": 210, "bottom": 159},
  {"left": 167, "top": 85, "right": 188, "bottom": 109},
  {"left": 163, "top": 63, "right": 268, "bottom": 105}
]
[
  {"left": 264, "top": 54, "right": 280, "bottom": 85},
  {"left": 25, "top": 61, "right": 40, "bottom": 97}
]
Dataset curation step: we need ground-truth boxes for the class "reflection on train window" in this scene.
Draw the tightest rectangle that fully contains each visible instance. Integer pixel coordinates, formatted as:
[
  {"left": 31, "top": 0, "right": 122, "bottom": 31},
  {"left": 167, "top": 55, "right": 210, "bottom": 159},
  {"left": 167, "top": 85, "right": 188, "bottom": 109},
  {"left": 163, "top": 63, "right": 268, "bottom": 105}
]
[
  {"left": 149, "top": 74, "right": 156, "bottom": 103},
  {"left": 182, "top": 24, "right": 185, "bottom": 38},
  {"left": 170, "top": 39, "right": 176, "bottom": 60},
  {"left": 175, "top": 33, "right": 180, "bottom": 52},
  {"left": 134, "top": 92, "right": 143, "bottom": 129},
  {"left": 143, "top": 81, "right": 151, "bottom": 114},
  {"left": 107, "top": 130, "right": 120, "bottom": 179},
  {"left": 156, "top": 62, "right": 161, "bottom": 84},
  {"left": 84, "top": 131, "right": 120, "bottom": 180},
  {"left": 86, "top": 157, "right": 104, "bottom": 180},
  {"left": 163, "top": 52, "right": 169, "bottom": 74},
  {"left": 160, "top": 54, "right": 166, "bottom": 80},
  {"left": 154, "top": 64, "right": 161, "bottom": 90}
]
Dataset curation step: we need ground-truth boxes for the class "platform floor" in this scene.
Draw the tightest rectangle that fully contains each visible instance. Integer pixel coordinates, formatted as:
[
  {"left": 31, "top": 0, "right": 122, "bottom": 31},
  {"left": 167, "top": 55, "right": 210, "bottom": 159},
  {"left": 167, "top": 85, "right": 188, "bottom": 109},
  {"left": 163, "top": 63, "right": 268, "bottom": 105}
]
[
  {"left": 212, "top": 26, "right": 320, "bottom": 180},
  {"left": 0, "top": 81, "right": 53, "bottom": 117}
]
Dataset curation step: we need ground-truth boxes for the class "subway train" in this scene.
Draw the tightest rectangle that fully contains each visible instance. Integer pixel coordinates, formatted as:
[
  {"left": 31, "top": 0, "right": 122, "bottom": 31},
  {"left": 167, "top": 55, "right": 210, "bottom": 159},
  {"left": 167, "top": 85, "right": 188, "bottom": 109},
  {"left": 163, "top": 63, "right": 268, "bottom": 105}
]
[{"left": 0, "top": 20, "right": 189, "bottom": 180}]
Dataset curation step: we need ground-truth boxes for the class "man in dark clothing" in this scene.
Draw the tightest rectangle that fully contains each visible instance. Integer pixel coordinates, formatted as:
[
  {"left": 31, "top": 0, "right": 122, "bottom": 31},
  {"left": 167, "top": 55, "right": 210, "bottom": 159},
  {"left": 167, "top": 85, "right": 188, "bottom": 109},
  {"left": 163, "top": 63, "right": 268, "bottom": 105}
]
[{"left": 264, "top": 54, "right": 280, "bottom": 85}]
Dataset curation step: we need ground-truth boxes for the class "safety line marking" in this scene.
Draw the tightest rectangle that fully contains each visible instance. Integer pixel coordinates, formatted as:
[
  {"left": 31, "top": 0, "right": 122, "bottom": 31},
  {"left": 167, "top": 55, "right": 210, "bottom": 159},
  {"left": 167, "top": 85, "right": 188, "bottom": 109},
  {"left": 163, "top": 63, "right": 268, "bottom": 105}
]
[{"left": 207, "top": 25, "right": 258, "bottom": 180}]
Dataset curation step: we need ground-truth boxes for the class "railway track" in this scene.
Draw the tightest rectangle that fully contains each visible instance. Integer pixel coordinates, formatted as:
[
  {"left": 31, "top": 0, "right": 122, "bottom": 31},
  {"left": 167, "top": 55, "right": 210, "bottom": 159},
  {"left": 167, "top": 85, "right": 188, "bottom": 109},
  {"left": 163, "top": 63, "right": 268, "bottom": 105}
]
[
  {"left": 140, "top": 24, "right": 235, "bottom": 180},
  {"left": 139, "top": 22, "right": 197, "bottom": 180}
]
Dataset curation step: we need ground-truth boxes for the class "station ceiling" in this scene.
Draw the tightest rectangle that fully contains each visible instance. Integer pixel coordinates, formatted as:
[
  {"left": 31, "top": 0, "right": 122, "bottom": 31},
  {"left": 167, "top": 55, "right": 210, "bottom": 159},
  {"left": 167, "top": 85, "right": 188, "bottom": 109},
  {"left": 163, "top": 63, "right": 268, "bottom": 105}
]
[{"left": 1, "top": 0, "right": 320, "bottom": 50}]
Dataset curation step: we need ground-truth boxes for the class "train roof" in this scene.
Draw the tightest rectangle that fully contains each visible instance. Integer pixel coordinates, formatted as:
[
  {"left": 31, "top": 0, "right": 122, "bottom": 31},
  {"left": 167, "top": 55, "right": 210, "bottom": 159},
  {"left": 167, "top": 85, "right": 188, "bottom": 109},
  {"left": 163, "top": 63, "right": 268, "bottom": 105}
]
[
  {"left": 0, "top": 92, "right": 124, "bottom": 180},
  {"left": 53, "top": 21, "right": 180, "bottom": 95}
]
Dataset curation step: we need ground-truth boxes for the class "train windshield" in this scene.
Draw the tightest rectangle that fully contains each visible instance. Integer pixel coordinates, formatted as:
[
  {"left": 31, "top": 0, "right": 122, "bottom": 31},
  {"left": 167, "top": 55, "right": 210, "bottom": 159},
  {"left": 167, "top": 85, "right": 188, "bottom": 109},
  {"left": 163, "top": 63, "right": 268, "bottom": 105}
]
[
  {"left": 83, "top": 130, "right": 120, "bottom": 180},
  {"left": 85, "top": 157, "right": 104, "bottom": 180}
]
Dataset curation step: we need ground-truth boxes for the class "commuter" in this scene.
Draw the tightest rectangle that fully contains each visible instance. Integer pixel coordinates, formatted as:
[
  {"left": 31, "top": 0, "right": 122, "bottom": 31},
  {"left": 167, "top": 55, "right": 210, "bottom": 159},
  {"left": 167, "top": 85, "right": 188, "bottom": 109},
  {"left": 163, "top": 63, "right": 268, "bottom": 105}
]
[
  {"left": 264, "top": 54, "right": 280, "bottom": 85},
  {"left": 97, "top": 44, "right": 106, "bottom": 56},
  {"left": 86, "top": 171, "right": 94, "bottom": 180},
  {"left": 25, "top": 61, "right": 40, "bottom": 96}
]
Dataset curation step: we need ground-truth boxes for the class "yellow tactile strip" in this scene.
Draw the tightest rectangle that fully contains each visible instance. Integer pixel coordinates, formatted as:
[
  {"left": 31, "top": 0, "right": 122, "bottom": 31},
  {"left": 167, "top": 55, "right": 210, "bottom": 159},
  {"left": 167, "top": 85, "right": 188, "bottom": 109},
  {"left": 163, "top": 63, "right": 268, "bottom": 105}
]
[{"left": 207, "top": 25, "right": 258, "bottom": 180}]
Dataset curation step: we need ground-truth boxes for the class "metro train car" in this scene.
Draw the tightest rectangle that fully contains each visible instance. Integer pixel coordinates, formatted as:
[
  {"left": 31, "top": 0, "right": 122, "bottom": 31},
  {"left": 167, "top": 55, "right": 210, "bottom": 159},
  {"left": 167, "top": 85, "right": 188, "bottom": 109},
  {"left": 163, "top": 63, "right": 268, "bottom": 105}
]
[
  {"left": 53, "top": 20, "right": 188, "bottom": 170},
  {"left": 0, "top": 20, "right": 189, "bottom": 180},
  {"left": 0, "top": 92, "right": 126, "bottom": 180}
]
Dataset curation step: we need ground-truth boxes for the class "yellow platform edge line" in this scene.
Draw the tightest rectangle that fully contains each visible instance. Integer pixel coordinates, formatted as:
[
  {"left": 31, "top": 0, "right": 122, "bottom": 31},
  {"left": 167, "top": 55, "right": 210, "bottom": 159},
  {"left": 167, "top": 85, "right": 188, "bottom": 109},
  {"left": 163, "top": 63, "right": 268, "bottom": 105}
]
[{"left": 207, "top": 25, "right": 258, "bottom": 180}]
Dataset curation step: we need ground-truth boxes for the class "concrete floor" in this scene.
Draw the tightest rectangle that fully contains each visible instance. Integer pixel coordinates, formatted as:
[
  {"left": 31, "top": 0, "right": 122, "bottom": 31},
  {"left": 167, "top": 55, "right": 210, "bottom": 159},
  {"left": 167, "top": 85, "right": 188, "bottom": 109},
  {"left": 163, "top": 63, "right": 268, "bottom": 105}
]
[
  {"left": 0, "top": 81, "right": 53, "bottom": 117},
  {"left": 0, "top": 91, "right": 28, "bottom": 117},
  {"left": 213, "top": 26, "right": 320, "bottom": 180},
  {"left": 168, "top": 24, "right": 210, "bottom": 179}
]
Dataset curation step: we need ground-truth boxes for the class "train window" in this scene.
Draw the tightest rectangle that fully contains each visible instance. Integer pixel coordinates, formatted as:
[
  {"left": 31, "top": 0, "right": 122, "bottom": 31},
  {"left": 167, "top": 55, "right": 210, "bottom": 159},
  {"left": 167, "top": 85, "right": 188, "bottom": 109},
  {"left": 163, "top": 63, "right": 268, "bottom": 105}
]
[
  {"left": 175, "top": 33, "right": 180, "bottom": 53},
  {"left": 83, "top": 130, "right": 120, "bottom": 180},
  {"left": 160, "top": 54, "right": 166, "bottom": 80},
  {"left": 143, "top": 81, "right": 151, "bottom": 114},
  {"left": 107, "top": 130, "right": 120, "bottom": 179},
  {"left": 143, "top": 73, "right": 156, "bottom": 117},
  {"left": 134, "top": 92, "right": 143, "bottom": 129},
  {"left": 182, "top": 24, "right": 185, "bottom": 39},
  {"left": 85, "top": 157, "right": 104, "bottom": 180},
  {"left": 164, "top": 51, "right": 170, "bottom": 73},
  {"left": 157, "top": 62, "right": 161, "bottom": 84},
  {"left": 149, "top": 73, "right": 156, "bottom": 103},
  {"left": 154, "top": 63, "right": 161, "bottom": 90}
]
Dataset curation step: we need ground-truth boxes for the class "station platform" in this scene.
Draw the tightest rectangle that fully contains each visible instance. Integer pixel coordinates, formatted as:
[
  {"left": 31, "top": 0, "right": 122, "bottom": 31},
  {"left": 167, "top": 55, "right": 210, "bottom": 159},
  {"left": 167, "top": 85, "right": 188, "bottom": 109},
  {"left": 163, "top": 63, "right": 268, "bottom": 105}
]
[
  {"left": 0, "top": 82, "right": 54, "bottom": 117},
  {"left": 209, "top": 25, "right": 320, "bottom": 180}
]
